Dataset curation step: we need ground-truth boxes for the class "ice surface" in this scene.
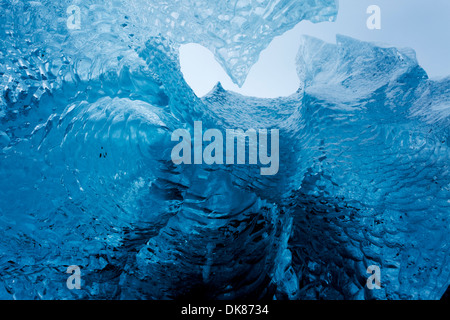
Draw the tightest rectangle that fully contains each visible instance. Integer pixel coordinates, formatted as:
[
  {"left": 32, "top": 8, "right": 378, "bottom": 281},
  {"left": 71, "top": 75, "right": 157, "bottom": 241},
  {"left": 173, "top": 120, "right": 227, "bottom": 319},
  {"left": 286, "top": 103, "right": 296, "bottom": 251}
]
[
  {"left": 125, "top": 0, "right": 339, "bottom": 86},
  {"left": 0, "top": 0, "right": 449, "bottom": 300},
  {"left": 0, "top": 0, "right": 338, "bottom": 91}
]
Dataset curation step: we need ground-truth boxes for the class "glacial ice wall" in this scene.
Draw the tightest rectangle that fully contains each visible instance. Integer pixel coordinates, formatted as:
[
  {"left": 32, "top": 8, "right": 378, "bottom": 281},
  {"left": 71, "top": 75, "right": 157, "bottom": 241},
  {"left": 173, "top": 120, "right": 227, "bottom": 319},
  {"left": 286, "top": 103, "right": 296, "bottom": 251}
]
[{"left": 1, "top": 0, "right": 449, "bottom": 300}]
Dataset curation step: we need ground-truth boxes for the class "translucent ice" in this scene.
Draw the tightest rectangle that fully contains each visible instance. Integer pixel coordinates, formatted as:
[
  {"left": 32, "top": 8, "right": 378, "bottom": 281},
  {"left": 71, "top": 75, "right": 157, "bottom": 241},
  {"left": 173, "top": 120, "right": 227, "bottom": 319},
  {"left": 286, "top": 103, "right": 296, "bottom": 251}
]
[{"left": 0, "top": 0, "right": 449, "bottom": 300}]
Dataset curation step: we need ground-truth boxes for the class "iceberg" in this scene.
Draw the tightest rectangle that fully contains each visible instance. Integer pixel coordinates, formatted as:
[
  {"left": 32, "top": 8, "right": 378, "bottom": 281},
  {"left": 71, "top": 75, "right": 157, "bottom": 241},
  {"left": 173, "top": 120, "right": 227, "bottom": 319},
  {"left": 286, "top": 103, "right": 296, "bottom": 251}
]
[{"left": 0, "top": 0, "right": 449, "bottom": 300}]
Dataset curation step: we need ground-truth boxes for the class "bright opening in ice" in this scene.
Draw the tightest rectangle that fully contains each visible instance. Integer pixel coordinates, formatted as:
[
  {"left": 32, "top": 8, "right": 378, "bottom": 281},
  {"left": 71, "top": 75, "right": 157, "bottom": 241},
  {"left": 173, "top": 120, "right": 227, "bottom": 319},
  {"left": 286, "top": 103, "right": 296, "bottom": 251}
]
[
  {"left": 179, "top": 40, "right": 301, "bottom": 98},
  {"left": 180, "top": 0, "right": 450, "bottom": 98}
]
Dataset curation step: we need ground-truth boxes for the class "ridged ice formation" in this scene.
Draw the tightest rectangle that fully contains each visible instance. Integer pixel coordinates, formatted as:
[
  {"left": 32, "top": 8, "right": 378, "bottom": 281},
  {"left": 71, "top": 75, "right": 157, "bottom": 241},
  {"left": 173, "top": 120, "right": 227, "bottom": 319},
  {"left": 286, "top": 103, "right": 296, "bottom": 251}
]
[{"left": 1, "top": 0, "right": 449, "bottom": 300}]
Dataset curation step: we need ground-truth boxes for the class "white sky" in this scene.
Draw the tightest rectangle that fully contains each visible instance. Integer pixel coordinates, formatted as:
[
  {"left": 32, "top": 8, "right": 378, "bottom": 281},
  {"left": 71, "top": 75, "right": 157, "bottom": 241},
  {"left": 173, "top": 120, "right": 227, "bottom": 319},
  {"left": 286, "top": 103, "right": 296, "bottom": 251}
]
[{"left": 180, "top": 0, "right": 450, "bottom": 98}]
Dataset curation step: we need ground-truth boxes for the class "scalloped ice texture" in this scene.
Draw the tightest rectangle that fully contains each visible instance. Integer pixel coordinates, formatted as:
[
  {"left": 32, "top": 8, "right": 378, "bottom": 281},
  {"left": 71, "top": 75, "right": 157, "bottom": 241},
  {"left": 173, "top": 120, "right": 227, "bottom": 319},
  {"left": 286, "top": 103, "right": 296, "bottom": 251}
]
[
  {"left": 0, "top": 0, "right": 339, "bottom": 93},
  {"left": 286, "top": 35, "right": 450, "bottom": 300},
  {"left": 202, "top": 36, "right": 450, "bottom": 300},
  {"left": 0, "top": 0, "right": 449, "bottom": 300},
  {"left": 125, "top": 0, "right": 339, "bottom": 86}
]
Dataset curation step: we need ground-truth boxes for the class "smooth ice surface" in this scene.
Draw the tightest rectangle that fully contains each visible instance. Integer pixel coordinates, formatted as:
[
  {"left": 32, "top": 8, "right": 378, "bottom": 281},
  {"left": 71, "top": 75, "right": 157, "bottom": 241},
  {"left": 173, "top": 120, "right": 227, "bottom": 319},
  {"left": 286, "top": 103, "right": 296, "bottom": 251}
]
[{"left": 0, "top": 0, "right": 449, "bottom": 300}]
